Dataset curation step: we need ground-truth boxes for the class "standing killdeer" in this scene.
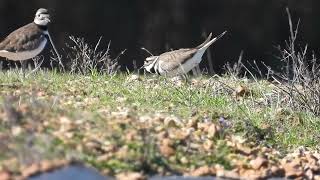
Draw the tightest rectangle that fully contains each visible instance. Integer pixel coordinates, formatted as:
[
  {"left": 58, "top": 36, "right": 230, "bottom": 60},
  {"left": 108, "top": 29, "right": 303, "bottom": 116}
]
[
  {"left": 0, "top": 8, "right": 59, "bottom": 63},
  {"left": 143, "top": 31, "right": 226, "bottom": 77}
]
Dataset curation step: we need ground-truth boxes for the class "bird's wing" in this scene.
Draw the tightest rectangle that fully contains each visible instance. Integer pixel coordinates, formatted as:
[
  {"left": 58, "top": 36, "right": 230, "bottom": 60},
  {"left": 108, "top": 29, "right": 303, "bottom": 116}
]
[
  {"left": 0, "top": 23, "right": 45, "bottom": 52},
  {"left": 158, "top": 48, "right": 197, "bottom": 71}
]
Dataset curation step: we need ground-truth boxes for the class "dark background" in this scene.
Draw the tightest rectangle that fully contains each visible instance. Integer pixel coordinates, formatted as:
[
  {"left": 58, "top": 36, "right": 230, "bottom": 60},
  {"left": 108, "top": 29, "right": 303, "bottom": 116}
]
[{"left": 0, "top": 0, "right": 319, "bottom": 73}]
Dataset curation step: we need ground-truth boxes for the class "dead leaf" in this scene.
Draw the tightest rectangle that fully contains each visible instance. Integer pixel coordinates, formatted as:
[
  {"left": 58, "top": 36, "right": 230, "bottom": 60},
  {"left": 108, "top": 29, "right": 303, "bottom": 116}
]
[{"left": 234, "top": 85, "right": 249, "bottom": 97}]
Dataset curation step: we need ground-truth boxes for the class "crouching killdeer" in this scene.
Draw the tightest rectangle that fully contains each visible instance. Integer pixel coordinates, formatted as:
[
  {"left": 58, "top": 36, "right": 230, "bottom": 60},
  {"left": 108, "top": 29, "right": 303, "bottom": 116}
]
[
  {"left": 0, "top": 8, "right": 60, "bottom": 62},
  {"left": 143, "top": 31, "right": 226, "bottom": 77}
]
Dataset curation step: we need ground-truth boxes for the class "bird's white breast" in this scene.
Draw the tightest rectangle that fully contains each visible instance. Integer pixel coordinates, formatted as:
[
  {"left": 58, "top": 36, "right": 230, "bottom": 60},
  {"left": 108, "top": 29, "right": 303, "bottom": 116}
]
[{"left": 0, "top": 38, "right": 47, "bottom": 61}]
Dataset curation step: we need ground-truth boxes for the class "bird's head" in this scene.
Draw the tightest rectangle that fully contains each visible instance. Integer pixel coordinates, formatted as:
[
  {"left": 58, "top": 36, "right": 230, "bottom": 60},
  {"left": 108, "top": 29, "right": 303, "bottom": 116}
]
[
  {"left": 34, "top": 8, "right": 51, "bottom": 26},
  {"left": 143, "top": 56, "right": 159, "bottom": 73}
]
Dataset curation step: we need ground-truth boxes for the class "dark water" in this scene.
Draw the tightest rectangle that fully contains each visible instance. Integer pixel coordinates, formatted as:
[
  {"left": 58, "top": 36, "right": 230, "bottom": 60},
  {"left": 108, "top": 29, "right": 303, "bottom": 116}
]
[
  {"left": 151, "top": 177, "right": 214, "bottom": 180},
  {"left": 28, "top": 165, "right": 215, "bottom": 180},
  {"left": 28, "top": 165, "right": 107, "bottom": 180},
  {"left": 28, "top": 165, "right": 284, "bottom": 180}
]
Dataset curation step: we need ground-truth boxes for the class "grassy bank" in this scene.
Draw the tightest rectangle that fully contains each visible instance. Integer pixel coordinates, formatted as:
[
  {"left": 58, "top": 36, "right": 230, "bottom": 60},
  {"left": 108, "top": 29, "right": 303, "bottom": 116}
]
[{"left": 0, "top": 70, "right": 319, "bottom": 178}]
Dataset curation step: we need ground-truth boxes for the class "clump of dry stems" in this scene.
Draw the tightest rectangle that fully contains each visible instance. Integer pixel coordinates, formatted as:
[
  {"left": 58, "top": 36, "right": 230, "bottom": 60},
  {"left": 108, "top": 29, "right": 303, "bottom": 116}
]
[
  {"left": 50, "top": 36, "right": 125, "bottom": 75},
  {"left": 269, "top": 8, "right": 320, "bottom": 115}
]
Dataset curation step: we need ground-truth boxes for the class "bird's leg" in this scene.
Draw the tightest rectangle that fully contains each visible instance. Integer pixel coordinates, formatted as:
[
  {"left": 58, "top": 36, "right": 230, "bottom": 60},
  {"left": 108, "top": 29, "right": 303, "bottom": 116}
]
[
  {"left": 20, "top": 60, "right": 27, "bottom": 78},
  {"left": 192, "top": 65, "right": 201, "bottom": 77},
  {"left": 171, "top": 74, "right": 189, "bottom": 85},
  {"left": 182, "top": 73, "right": 191, "bottom": 84}
]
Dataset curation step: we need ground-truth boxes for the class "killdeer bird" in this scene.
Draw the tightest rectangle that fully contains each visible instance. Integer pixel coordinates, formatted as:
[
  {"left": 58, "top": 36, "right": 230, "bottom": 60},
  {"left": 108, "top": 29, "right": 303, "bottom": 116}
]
[
  {"left": 0, "top": 8, "right": 60, "bottom": 63},
  {"left": 143, "top": 31, "right": 226, "bottom": 77}
]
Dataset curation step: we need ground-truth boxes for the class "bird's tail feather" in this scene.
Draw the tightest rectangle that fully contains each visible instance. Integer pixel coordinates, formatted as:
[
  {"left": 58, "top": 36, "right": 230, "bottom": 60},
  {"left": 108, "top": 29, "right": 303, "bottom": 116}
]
[
  {"left": 195, "top": 33, "right": 212, "bottom": 49},
  {"left": 198, "top": 31, "right": 227, "bottom": 51}
]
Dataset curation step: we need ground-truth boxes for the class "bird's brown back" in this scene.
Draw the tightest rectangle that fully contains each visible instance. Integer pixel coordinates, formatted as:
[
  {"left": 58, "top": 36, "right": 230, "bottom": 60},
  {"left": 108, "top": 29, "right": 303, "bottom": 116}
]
[{"left": 0, "top": 22, "right": 45, "bottom": 52}]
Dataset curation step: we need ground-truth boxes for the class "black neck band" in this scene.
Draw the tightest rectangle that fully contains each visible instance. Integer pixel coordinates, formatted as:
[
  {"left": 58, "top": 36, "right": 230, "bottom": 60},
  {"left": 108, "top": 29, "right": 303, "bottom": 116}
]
[{"left": 37, "top": 24, "right": 48, "bottom": 31}]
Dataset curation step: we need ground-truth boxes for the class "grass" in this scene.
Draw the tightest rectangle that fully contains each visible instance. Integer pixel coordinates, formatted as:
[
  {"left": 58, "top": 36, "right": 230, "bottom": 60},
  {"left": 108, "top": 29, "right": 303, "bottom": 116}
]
[
  {"left": 0, "top": 9, "right": 319, "bottom": 179},
  {"left": 0, "top": 70, "right": 319, "bottom": 176},
  {"left": 0, "top": 10, "right": 320, "bottom": 177}
]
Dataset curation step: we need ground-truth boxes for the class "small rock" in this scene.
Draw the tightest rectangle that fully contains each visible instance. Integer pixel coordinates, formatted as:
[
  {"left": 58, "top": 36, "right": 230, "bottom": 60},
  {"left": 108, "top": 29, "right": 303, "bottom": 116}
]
[
  {"left": 180, "top": 156, "right": 188, "bottom": 164},
  {"left": 306, "top": 154, "right": 318, "bottom": 165},
  {"left": 159, "top": 138, "right": 175, "bottom": 157},
  {"left": 97, "top": 154, "right": 112, "bottom": 162},
  {"left": 222, "top": 170, "right": 239, "bottom": 179},
  {"left": 59, "top": 116, "right": 72, "bottom": 124},
  {"left": 310, "top": 165, "right": 320, "bottom": 173},
  {"left": 203, "top": 139, "right": 214, "bottom": 151},
  {"left": 241, "top": 169, "right": 266, "bottom": 180},
  {"left": 305, "top": 169, "right": 314, "bottom": 180},
  {"left": 235, "top": 144, "right": 252, "bottom": 155},
  {"left": 249, "top": 156, "right": 268, "bottom": 170},
  {"left": 51, "top": 159, "right": 69, "bottom": 168},
  {"left": 117, "top": 146, "right": 129, "bottom": 159},
  {"left": 314, "top": 175, "right": 320, "bottom": 180},
  {"left": 215, "top": 164, "right": 225, "bottom": 177},
  {"left": 116, "top": 172, "right": 146, "bottom": 180},
  {"left": 188, "top": 166, "right": 216, "bottom": 176},
  {"left": 40, "top": 160, "right": 54, "bottom": 172},
  {"left": 11, "top": 126, "right": 22, "bottom": 136},
  {"left": 283, "top": 161, "right": 304, "bottom": 178},
  {"left": 85, "top": 140, "right": 102, "bottom": 151},
  {"left": 164, "top": 116, "right": 182, "bottom": 127},
  {"left": 21, "top": 163, "right": 40, "bottom": 177},
  {"left": 0, "top": 171, "right": 11, "bottom": 180},
  {"left": 168, "top": 129, "right": 189, "bottom": 140},
  {"left": 125, "top": 130, "right": 137, "bottom": 141},
  {"left": 270, "top": 166, "right": 285, "bottom": 177},
  {"left": 207, "top": 124, "right": 220, "bottom": 138}
]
